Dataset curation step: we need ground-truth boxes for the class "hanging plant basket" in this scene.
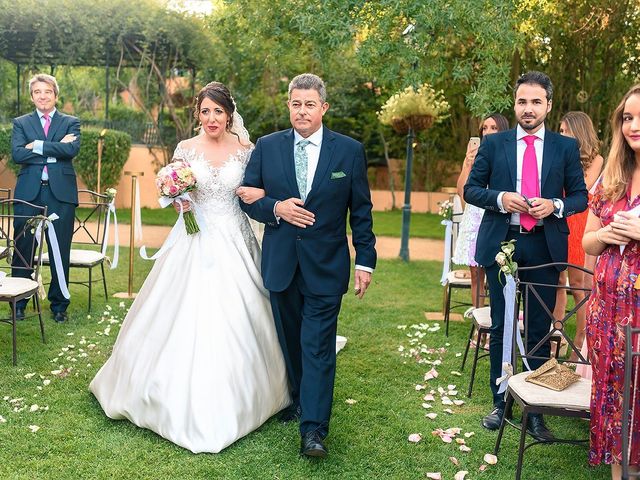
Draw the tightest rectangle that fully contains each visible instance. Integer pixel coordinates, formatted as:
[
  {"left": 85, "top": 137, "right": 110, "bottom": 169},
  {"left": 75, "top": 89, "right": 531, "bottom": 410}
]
[{"left": 391, "top": 114, "right": 435, "bottom": 135}]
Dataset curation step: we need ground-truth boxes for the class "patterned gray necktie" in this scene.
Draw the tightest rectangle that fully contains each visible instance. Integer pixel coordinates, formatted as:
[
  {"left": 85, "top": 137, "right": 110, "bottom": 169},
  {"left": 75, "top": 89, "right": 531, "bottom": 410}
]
[{"left": 295, "top": 139, "right": 311, "bottom": 200}]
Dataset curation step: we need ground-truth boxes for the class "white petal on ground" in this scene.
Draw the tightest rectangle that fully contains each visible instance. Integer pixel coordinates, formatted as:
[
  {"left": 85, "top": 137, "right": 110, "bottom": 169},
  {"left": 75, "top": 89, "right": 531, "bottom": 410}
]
[
  {"left": 484, "top": 453, "right": 498, "bottom": 465},
  {"left": 28, "top": 425, "right": 40, "bottom": 433},
  {"left": 408, "top": 433, "right": 422, "bottom": 443},
  {"left": 426, "top": 473, "right": 442, "bottom": 480},
  {"left": 459, "top": 445, "right": 471, "bottom": 452},
  {"left": 425, "top": 413, "right": 438, "bottom": 419},
  {"left": 345, "top": 398, "right": 357, "bottom": 405},
  {"left": 454, "top": 471, "right": 468, "bottom": 480}
]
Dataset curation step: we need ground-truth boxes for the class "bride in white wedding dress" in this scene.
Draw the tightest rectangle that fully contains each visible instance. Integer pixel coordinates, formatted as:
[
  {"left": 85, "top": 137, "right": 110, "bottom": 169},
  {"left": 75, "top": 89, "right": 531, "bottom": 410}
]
[{"left": 90, "top": 82, "right": 290, "bottom": 454}]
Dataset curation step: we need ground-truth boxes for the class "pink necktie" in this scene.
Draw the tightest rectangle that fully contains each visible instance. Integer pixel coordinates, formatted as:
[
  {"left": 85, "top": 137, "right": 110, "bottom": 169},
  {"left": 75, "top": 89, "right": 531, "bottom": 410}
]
[
  {"left": 43, "top": 114, "right": 51, "bottom": 176},
  {"left": 520, "top": 135, "right": 539, "bottom": 231}
]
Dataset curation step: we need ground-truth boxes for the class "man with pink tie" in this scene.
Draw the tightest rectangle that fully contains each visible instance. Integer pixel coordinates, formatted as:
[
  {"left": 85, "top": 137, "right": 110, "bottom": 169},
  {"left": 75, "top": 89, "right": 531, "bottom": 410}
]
[
  {"left": 464, "top": 71, "right": 587, "bottom": 441},
  {"left": 11, "top": 74, "right": 80, "bottom": 323}
]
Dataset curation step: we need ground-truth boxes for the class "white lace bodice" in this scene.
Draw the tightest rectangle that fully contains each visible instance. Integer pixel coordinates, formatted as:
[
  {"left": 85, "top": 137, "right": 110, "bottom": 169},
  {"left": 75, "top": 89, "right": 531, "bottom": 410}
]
[{"left": 172, "top": 143, "right": 256, "bottom": 244}]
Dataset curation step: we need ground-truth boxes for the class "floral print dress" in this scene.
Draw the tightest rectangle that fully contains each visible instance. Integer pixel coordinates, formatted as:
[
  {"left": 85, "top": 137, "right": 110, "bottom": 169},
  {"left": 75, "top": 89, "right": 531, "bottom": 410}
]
[{"left": 587, "top": 182, "right": 640, "bottom": 466}]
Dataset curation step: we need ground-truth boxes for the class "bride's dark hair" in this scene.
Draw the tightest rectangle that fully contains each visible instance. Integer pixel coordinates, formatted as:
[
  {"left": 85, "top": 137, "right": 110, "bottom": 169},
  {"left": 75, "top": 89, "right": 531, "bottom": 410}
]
[{"left": 193, "top": 82, "right": 235, "bottom": 131}]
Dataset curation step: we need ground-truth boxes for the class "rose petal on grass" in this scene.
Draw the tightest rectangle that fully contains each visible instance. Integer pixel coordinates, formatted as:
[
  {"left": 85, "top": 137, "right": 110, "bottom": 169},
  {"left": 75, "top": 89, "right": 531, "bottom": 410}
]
[
  {"left": 423, "top": 394, "right": 435, "bottom": 401},
  {"left": 455, "top": 438, "right": 466, "bottom": 445},
  {"left": 454, "top": 471, "right": 468, "bottom": 480},
  {"left": 441, "top": 398, "right": 453, "bottom": 406},
  {"left": 421, "top": 403, "right": 432, "bottom": 409},
  {"left": 0, "top": 415, "right": 6, "bottom": 423},
  {"left": 425, "top": 413, "right": 438, "bottom": 420},
  {"left": 449, "top": 456, "right": 460, "bottom": 466},
  {"left": 459, "top": 445, "right": 471, "bottom": 452},
  {"left": 426, "top": 473, "right": 441, "bottom": 480},
  {"left": 443, "top": 408, "right": 454, "bottom": 414},
  {"left": 453, "top": 400, "right": 465, "bottom": 406},
  {"left": 29, "top": 404, "right": 39, "bottom": 412},
  {"left": 345, "top": 398, "right": 357, "bottom": 405},
  {"left": 408, "top": 433, "right": 422, "bottom": 443},
  {"left": 28, "top": 425, "right": 40, "bottom": 433},
  {"left": 424, "top": 368, "right": 439, "bottom": 381},
  {"left": 24, "top": 373, "right": 36, "bottom": 379},
  {"left": 450, "top": 371, "right": 462, "bottom": 376},
  {"left": 479, "top": 464, "right": 488, "bottom": 472},
  {"left": 484, "top": 453, "right": 498, "bottom": 465},
  {"left": 455, "top": 352, "right": 462, "bottom": 357},
  {"left": 464, "top": 432, "right": 475, "bottom": 438}
]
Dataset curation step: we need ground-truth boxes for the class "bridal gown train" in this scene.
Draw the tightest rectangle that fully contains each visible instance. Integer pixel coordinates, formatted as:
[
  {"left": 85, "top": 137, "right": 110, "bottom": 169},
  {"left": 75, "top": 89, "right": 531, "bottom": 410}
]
[{"left": 90, "top": 144, "right": 291, "bottom": 453}]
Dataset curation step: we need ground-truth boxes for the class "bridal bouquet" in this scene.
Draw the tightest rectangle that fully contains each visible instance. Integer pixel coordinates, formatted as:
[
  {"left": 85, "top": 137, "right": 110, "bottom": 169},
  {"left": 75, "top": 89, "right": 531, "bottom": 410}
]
[{"left": 155, "top": 160, "right": 200, "bottom": 234}]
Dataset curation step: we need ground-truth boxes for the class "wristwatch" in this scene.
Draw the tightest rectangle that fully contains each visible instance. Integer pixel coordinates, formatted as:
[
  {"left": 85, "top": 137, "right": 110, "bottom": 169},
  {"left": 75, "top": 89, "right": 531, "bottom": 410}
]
[{"left": 552, "top": 198, "right": 562, "bottom": 216}]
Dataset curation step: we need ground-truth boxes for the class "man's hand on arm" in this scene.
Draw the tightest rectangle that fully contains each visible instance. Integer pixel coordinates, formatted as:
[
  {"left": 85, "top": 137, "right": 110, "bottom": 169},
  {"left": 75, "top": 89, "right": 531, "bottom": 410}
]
[
  {"left": 354, "top": 269, "right": 372, "bottom": 299},
  {"left": 274, "top": 198, "right": 315, "bottom": 228},
  {"left": 60, "top": 134, "right": 77, "bottom": 144}
]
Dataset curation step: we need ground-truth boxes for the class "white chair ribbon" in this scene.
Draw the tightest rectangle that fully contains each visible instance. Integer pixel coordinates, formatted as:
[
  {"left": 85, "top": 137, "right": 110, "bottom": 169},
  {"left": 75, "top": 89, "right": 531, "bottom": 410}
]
[
  {"left": 440, "top": 218, "right": 453, "bottom": 286},
  {"left": 497, "top": 273, "right": 530, "bottom": 394},
  {"left": 101, "top": 200, "right": 119, "bottom": 269},
  {"left": 35, "top": 213, "right": 70, "bottom": 299},
  {"left": 139, "top": 193, "right": 191, "bottom": 260}
]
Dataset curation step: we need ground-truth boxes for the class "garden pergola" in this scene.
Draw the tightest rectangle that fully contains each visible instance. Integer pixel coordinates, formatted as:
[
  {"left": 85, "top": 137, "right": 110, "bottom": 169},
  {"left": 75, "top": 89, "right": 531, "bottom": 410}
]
[{"left": 0, "top": 30, "right": 196, "bottom": 120}]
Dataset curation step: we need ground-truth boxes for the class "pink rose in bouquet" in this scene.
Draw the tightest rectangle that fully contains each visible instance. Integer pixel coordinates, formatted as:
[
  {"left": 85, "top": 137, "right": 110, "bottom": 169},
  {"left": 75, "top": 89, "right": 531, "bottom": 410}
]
[{"left": 155, "top": 160, "right": 200, "bottom": 234}]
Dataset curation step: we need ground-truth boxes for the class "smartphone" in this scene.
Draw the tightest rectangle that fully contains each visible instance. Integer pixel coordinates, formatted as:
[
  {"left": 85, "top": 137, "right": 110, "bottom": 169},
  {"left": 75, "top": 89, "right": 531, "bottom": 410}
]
[
  {"left": 468, "top": 136, "right": 480, "bottom": 150},
  {"left": 522, "top": 194, "right": 534, "bottom": 208}
]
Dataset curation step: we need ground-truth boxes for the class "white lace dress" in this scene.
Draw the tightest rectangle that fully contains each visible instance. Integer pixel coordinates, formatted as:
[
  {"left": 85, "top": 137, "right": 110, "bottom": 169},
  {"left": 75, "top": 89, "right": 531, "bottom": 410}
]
[
  {"left": 89, "top": 144, "right": 290, "bottom": 453},
  {"left": 452, "top": 203, "right": 484, "bottom": 267}
]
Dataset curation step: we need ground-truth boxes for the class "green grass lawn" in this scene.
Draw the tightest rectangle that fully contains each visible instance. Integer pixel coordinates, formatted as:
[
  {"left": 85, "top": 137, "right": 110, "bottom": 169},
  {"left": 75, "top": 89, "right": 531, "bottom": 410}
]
[
  {"left": 83, "top": 207, "right": 445, "bottom": 240},
  {"left": 0, "top": 257, "right": 606, "bottom": 479}
]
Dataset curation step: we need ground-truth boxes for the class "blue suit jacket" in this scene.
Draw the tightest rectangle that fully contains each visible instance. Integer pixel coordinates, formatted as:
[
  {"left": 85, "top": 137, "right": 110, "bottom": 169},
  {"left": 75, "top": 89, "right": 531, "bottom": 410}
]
[
  {"left": 463, "top": 128, "right": 588, "bottom": 267},
  {"left": 12, "top": 111, "right": 81, "bottom": 205},
  {"left": 241, "top": 127, "right": 377, "bottom": 295}
]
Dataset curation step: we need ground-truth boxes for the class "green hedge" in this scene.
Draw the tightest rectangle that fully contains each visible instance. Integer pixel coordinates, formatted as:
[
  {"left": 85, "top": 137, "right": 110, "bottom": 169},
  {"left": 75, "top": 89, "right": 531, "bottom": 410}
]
[{"left": 0, "top": 124, "right": 132, "bottom": 192}]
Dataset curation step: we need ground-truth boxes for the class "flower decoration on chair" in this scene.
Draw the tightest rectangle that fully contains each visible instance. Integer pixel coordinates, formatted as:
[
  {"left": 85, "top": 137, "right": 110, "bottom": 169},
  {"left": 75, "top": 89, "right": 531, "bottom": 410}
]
[
  {"left": 105, "top": 187, "right": 117, "bottom": 201},
  {"left": 155, "top": 161, "right": 200, "bottom": 234},
  {"left": 495, "top": 239, "right": 517, "bottom": 285},
  {"left": 437, "top": 199, "right": 454, "bottom": 221},
  {"left": 377, "top": 83, "right": 450, "bottom": 135}
]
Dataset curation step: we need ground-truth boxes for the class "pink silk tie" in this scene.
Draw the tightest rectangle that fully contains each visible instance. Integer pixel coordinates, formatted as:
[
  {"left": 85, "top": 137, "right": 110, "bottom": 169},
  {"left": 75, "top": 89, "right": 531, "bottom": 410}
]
[
  {"left": 43, "top": 114, "right": 51, "bottom": 176},
  {"left": 520, "top": 135, "right": 539, "bottom": 231}
]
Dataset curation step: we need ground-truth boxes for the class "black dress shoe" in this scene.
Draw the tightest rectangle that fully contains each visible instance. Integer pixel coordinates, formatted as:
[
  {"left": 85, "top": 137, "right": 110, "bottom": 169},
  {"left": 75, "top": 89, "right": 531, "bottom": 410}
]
[
  {"left": 300, "top": 431, "right": 328, "bottom": 458},
  {"left": 526, "top": 414, "right": 555, "bottom": 442},
  {"left": 482, "top": 407, "right": 505, "bottom": 430},
  {"left": 14, "top": 307, "right": 25, "bottom": 321},
  {"left": 278, "top": 405, "right": 301, "bottom": 423},
  {"left": 52, "top": 311, "right": 68, "bottom": 323}
]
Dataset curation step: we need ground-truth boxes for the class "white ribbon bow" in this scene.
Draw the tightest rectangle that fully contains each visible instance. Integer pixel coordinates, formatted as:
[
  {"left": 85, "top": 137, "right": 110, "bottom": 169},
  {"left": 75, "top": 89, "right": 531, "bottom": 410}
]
[
  {"left": 35, "top": 213, "right": 70, "bottom": 299},
  {"left": 101, "top": 200, "right": 119, "bottom": 269},
  {"left": 497, "top": 273, "right": 530, "bottom": 394},
  {"left": 139, "top": 193, "right": 191, "bottom": 260},
  {"left": 440, "top": 218, "right": 453, "bottom": 286}
]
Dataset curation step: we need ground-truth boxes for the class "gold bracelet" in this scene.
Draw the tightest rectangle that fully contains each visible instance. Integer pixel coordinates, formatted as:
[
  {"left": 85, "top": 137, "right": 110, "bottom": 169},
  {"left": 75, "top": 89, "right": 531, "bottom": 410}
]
[{"left": 595, "top": 229, "right": 606, "bottom": 245}]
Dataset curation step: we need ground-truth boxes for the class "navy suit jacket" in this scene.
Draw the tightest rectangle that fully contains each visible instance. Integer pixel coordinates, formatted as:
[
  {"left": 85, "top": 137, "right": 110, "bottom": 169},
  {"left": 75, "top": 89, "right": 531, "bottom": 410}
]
[
  {"left": 463, "top": 128, "right": 587, "bottom": 267},
  {"left": 241, "top": 127, "right": 377, "bottom": 295},
  {"left": 12, "top": 110, "right": 81, "bottom": 205}
]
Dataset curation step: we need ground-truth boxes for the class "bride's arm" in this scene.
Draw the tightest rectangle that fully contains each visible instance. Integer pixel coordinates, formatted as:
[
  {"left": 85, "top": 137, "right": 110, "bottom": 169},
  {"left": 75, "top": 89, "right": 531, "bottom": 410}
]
[{"left": 236, "top": 186, "right": 265, "bottom": 204}]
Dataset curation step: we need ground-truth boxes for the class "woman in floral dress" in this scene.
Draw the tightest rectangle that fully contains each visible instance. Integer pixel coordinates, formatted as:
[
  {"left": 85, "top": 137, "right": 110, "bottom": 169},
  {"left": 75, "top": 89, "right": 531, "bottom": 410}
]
[{"left": 583, "top": 84, "right": 640, "bottom": 478}]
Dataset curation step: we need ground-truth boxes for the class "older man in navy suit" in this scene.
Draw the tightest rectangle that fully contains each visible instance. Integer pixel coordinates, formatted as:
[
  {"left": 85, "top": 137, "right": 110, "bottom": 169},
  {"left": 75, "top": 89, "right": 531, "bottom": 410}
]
[
  {"left": 465, "top": 71, "right": 587, "bottom": 441},
  {"left": 240, "top": 73, "right": 376, "bottom": 458},
  {"left": 11, "top": 74, "right": 80, "bottom": 323}
]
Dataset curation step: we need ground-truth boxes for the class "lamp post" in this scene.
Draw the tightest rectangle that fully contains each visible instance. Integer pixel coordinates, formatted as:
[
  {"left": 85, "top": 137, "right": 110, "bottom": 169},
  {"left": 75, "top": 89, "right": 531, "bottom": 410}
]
[
  {"left": 96, "top": 129, "right": 107, "bottom": 194},
  {"left": 398, "top": 126, "right": 414, "bottom": 262},
  {"left": 399, "top": 23, "right": 417, "bottom": 262}
]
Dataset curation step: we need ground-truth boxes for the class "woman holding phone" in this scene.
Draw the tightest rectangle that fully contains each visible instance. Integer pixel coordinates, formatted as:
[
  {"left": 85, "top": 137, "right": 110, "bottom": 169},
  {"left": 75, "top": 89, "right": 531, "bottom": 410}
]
[{"left": 454, "top": 113, "right": 509, "bottom": 308}]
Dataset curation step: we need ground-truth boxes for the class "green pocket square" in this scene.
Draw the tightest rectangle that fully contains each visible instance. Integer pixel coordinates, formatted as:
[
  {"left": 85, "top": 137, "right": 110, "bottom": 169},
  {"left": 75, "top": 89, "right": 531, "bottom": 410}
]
[{"left": 331, "top": 171, "right": 346, "bottom": 179}]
